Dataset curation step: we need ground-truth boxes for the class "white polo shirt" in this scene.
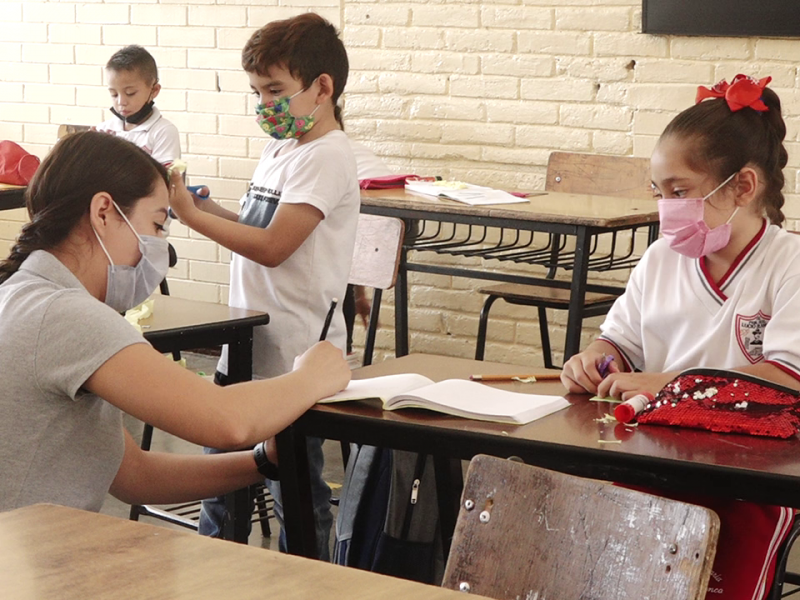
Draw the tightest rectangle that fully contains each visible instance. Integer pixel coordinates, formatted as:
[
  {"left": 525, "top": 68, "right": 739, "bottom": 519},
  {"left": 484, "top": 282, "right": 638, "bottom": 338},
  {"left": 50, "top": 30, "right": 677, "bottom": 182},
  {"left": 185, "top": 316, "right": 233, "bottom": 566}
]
[
  {"left": 600, "top": 220, "right": 800, "bottom": 381},
  {"left": 96, "top": 106, "right": 181, "bottom": 165}
]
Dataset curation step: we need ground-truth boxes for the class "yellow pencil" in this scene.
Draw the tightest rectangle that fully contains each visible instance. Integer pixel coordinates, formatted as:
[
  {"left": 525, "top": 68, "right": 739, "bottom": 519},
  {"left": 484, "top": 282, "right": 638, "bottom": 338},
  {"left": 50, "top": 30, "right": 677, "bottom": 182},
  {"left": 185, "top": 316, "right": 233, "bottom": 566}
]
[{"left": 469, "top": 373, "right": 562, "bottom": 382}]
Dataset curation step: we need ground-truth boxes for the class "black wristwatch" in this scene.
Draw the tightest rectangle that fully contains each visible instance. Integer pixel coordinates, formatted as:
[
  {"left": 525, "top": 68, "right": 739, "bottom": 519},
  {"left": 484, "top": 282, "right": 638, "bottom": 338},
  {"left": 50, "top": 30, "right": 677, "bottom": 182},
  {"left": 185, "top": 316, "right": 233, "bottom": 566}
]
[{"left": 253, "top": 441, "right": 280, "bottom": 480}]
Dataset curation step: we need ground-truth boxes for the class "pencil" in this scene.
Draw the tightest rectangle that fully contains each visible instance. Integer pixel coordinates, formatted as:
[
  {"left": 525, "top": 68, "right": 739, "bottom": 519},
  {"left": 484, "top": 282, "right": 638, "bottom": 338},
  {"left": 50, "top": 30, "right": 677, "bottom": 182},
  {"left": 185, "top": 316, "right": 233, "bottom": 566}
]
[
  {"left": 319, "top": 298, "right": 338, "bottom": 341},
  {"left": 469, "top": 373, "right": 562, "bottom": 382}
]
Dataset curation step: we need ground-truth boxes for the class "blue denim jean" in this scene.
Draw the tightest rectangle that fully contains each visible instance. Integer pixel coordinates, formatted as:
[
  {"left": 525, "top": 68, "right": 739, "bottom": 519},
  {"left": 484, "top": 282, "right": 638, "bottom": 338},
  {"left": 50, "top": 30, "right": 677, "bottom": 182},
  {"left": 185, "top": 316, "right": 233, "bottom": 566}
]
[{"left": 198, "top": 436, "right": 332, "bottom": 560}]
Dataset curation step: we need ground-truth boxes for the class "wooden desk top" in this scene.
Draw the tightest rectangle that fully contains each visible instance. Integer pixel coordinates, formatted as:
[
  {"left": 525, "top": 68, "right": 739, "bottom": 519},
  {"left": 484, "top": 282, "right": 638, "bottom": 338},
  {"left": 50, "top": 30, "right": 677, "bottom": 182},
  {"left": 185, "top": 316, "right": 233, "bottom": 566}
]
[
  {"left": 140, "top": 294, "right": 269, "bottom": 338},
  {"left": 0, "top": 504, "right": 488, "bottom": 600},
  {"left": 308, "top": 354, "right": 800, "bottom": 506},
  {"left": 360, "top": 188, "right": 659, "bottom": 228}
]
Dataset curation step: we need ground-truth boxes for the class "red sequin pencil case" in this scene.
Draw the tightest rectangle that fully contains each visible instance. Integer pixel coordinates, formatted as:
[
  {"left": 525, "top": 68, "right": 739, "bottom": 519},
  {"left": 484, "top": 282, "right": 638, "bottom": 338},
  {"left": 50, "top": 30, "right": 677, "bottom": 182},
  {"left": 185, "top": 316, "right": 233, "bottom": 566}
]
[{"left": 637, "top": 368, "right": 800, "bottom": 439}]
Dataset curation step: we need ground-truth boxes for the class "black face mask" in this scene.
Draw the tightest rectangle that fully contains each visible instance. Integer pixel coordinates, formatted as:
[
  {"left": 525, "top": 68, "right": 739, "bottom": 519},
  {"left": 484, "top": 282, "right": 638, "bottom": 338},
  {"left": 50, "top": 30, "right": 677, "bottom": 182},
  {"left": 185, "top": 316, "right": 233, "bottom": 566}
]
[{"left": 110, "top": 99, "right": 155, "bottom": 125}]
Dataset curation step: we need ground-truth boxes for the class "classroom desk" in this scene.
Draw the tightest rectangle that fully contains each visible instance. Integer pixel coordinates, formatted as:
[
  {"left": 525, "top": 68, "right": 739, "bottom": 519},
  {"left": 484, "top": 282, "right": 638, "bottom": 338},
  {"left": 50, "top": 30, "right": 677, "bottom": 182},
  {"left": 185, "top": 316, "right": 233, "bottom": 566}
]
[
  {"left": 360, "top": 189, "right": 659, "bottom": 360},
  {"left": 277, "top": 353, "right": 800, "bottom": 558},
  {"left": 140, "top": 294, "right": 270, "bottom": 543},
  {"left": 0, "top": 504, "right": 490, "bottom": 600},
  {"left": 0, "top": 183, "right": 25, "bottom": 211}
]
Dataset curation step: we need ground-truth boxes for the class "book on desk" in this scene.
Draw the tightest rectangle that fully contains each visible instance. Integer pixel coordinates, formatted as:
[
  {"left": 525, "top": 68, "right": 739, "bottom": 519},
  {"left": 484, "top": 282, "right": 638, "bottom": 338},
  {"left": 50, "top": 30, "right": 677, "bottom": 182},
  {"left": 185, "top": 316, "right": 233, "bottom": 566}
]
[
  {"left": 319, "top": 373, "right": 569, "bottom": 425},
  {"left": 404, "top": 180, "right": 529, "bottom": 206}
]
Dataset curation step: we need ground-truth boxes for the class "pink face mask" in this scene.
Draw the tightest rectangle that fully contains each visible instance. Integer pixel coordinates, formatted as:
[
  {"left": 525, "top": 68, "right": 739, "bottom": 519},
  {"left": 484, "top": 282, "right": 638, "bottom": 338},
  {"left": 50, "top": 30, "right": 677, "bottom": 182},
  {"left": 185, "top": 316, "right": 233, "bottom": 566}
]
[{"left": 657, "top": 173, "right": 738, "bottom": 259}]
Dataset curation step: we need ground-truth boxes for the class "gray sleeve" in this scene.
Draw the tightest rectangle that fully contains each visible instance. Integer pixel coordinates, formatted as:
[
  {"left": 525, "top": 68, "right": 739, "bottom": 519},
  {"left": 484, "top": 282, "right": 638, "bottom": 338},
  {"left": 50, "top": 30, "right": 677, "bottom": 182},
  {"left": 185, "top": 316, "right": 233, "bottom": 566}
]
[{"left": 34, "top": 290, "right": 149, "bottom": 400}]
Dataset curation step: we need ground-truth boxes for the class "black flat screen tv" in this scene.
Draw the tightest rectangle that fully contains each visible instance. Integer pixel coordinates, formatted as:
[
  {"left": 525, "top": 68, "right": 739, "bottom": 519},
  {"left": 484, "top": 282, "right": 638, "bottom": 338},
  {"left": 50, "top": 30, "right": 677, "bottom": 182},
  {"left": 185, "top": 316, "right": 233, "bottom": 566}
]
[{"left": 642, "top": 0, "right": 800, "bottom": 37}]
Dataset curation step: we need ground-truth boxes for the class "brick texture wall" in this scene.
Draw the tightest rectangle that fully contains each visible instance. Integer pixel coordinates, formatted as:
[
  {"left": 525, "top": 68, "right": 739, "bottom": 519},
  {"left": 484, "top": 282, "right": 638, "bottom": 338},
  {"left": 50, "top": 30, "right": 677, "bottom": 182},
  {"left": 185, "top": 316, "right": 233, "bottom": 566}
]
[{"left": 1, "top": 1, "right": 799, "bottom": 366}]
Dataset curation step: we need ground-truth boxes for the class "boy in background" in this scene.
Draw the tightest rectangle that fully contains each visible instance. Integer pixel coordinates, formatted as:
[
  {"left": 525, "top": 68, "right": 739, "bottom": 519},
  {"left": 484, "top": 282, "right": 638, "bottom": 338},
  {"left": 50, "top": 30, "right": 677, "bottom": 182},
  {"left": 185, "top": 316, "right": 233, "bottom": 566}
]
[
  {"left": 168, "top": 13, "right": 360, "bottom": 559},
  {"left": 96, "top": 45, "right": 181, "bottom": 165}
]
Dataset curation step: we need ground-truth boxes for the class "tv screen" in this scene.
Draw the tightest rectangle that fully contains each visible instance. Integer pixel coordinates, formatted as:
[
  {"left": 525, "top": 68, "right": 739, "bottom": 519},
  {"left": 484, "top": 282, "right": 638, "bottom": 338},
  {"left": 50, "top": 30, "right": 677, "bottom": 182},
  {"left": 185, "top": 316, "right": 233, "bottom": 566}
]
[{"left": 642, "top": 0, "right": 800, "bottom": 37}]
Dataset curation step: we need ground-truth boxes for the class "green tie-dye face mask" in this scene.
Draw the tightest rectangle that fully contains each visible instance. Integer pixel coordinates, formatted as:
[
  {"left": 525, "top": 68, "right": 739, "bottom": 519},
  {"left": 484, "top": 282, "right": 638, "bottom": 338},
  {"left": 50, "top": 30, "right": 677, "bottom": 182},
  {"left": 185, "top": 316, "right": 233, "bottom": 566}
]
[{"left": 255, "top": 85, "right": 320, "bottom": 140}]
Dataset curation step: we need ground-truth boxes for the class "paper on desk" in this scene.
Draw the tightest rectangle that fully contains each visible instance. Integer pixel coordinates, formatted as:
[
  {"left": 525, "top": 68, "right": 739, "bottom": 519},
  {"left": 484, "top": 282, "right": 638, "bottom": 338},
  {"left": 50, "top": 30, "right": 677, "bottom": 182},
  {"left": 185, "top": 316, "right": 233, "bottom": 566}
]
[
  {"left": 405, "top": 180, "right": 529, "bottom": 206},
  {"left": 124, "top": 298, "right": 155, "bottom": 333}
]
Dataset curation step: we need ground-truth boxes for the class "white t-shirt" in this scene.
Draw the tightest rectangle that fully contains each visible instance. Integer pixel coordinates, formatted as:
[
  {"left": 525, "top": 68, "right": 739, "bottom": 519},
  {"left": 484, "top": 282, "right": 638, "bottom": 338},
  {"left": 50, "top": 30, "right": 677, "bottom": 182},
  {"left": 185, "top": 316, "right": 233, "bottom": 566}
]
[
  {"left": 218, "top": 130, "right": 360, "bottom": 379},
  {"left": 349, "top": 140, "right": 392, "bottom": 180},
  {"left": 600, "top": 220, "right": 800, "bottom": 381},
  {"left": 96, "top": 106, "right": 181, "bottom": 165},
  {"left": 0, "top": 251, "right": 147, "bottom": 512}
]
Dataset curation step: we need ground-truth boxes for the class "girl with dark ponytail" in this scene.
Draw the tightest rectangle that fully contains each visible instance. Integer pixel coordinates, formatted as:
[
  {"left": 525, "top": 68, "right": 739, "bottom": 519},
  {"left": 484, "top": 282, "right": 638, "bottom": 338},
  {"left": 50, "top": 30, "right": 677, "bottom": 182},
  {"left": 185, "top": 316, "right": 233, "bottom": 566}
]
[
  {"left": 562, "top": 75, "right": 800, "bottom": 600},
  {"left": 0, "top": 130, "right": 349, "bottom": 514}
]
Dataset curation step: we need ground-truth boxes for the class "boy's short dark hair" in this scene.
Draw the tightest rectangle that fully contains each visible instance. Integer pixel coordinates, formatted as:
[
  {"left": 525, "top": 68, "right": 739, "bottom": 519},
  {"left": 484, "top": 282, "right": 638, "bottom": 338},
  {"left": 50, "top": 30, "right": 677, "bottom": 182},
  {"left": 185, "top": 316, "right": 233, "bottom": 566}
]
[
  {"left": 241, "top": 13, "right": 349, "bottom": 106},
  {"left": 106, "top": 45, "right": 159, "bottom": 84}
]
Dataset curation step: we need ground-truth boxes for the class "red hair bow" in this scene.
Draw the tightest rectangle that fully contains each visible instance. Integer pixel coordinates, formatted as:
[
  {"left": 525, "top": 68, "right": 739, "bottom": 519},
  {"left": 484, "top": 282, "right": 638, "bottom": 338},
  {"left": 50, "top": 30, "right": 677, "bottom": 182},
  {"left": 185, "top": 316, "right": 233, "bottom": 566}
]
[{"left": 695, "top": 74, "right": 772, "bottom": 112}]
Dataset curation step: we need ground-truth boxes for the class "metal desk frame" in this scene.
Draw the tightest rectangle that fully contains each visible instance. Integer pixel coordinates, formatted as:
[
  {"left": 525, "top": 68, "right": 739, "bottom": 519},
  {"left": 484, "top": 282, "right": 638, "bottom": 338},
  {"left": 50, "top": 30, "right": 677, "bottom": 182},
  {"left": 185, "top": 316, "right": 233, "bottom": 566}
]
[{"left": 360, "top": 190, "right": 659, "bottom": 360}]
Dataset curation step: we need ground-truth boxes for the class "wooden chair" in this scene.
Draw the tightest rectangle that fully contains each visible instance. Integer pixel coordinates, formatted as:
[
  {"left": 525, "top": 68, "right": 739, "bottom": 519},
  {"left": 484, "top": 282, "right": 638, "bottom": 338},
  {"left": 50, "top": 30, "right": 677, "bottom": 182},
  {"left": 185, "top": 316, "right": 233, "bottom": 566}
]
[
  {"left": 348, "top": 214, "right": 405, "bottom": 366},
  {"left": 334, "top": 215, "right": 406, "bottom": 471},
  {"left": 475, "top": 151, "right": 653, "bottom": 368},
  {"left": 57, "top": 124, "right": 91, "bottom": 139},
  {"left": 442, "top": 455, "right": 719, "bottom": 600}
]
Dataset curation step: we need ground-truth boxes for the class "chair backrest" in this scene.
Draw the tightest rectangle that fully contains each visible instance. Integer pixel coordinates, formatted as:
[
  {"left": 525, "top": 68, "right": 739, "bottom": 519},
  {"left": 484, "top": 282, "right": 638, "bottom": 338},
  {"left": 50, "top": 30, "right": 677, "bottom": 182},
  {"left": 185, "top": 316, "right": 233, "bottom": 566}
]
[
  {"left": 348, "top": 214, "right": 405, "bottom": 290},
  {"left": 442, "top": 455, "right": 719, "bottom": 600},
  {"left": 57, "top": 124, "right": 91, "bottom": 140},
  {"left": 545, "top": 151, "right": 653, "bottom": 199}
]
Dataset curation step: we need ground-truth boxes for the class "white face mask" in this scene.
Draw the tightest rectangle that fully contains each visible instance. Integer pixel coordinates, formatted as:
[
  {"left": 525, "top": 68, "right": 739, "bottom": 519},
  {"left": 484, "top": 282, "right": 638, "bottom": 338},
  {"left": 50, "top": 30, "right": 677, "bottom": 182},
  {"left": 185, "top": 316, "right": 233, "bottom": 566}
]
[{"left": 92, "top": 201, "right": 170, "bottom": 313}]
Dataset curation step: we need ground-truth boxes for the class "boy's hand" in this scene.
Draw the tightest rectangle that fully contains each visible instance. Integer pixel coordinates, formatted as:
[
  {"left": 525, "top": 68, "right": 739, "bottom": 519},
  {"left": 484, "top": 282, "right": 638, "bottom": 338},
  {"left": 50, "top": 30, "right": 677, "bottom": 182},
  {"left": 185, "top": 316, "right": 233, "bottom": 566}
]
[
  {"left": 294, "top": 341, "right": 351, "bottom": 398},
  {"left": 168, "top": 169, "right": 203, "bottom": 223}
]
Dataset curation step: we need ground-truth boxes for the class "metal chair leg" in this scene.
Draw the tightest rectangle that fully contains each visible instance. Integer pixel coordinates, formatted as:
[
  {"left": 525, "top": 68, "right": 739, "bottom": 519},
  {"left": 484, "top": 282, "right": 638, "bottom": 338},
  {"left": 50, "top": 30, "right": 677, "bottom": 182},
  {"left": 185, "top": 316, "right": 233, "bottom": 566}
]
[
  {"left": 538, "top": 306, "right": 554, "bottom": 369},
  {"left": 363, "top": 288, "right": 382, "bottom": 367},
  {"left": 769, "top": 515, "right": 800, "bottom": 599},
  {"left": 253, "top": 484, "right": 272, "bottom": 538},
  {"left": 475, "top": 295, "right": 500, "bottom": 361}
]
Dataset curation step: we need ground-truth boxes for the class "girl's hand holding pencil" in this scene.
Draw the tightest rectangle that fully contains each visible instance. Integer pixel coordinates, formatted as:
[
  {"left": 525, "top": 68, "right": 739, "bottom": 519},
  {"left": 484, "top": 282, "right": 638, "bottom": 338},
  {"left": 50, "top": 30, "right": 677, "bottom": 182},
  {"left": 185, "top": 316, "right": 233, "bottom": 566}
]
[{"left": 560, "top": 343, "right": 622, "bottom": 395}]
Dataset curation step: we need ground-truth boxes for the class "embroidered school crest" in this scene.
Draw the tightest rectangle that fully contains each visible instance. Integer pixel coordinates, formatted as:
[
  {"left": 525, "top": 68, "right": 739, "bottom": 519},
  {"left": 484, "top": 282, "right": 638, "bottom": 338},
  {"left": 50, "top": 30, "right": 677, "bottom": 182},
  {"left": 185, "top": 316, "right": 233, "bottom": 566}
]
[{"left": 735, "top": 311, "right": 770, "bottom": 364}]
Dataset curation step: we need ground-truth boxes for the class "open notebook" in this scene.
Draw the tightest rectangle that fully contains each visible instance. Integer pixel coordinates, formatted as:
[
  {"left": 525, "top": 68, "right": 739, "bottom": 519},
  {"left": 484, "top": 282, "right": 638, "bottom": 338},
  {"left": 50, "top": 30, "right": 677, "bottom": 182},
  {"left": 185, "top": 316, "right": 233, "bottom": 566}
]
[
  {"left": 319, "top": 373, "right": 570, "bottom": 425},
  {"left": 404, "top": 180, "right": 528, "bottom": 206}
]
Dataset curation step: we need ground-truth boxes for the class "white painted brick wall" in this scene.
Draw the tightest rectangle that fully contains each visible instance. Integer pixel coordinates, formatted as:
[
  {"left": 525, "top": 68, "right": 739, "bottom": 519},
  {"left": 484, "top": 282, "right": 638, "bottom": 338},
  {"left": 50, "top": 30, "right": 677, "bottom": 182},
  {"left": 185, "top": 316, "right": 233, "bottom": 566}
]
[{"left": 1, "top": 0, "right": 799, "bottom": 368}]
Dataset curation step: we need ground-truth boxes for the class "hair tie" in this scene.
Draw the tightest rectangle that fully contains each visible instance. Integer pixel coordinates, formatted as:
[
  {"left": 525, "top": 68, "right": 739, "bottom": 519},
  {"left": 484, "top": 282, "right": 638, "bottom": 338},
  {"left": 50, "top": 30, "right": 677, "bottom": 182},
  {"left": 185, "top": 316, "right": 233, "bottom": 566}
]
[{"left": 695, "top": 74, "right": 772, "bottom": 112}]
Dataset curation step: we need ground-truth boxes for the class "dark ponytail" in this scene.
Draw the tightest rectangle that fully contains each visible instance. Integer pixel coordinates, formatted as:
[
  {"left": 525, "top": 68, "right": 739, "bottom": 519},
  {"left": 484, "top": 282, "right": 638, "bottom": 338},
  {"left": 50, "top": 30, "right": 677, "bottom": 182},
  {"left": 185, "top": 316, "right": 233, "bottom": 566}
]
[
  {"left": 661, "top": 86, "right": 788, "bottom": 226},
  {"left": 0, "top": 131, "right": 168, "bottom": 284}
]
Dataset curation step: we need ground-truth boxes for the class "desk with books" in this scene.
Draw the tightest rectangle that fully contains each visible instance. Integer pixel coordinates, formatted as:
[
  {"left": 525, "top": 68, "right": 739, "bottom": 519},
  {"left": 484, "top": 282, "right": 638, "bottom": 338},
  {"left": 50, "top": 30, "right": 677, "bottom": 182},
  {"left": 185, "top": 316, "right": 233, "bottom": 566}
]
[
  {"left": 277, "top": 354, "right": 800, "bottom": 558},
  {"left": 359, "top": 189, "right": 659, "bottom": 360}
]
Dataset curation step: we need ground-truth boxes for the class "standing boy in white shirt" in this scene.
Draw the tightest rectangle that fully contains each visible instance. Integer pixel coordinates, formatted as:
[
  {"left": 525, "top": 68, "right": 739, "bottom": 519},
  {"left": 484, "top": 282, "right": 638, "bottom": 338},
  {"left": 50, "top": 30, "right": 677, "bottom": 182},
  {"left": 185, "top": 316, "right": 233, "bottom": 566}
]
[
  {"left": 169, "top": 13, "right": 360, "bottom": 559},
  {"left": 96, "top": 45, "right": 181, "bottom": 166}
]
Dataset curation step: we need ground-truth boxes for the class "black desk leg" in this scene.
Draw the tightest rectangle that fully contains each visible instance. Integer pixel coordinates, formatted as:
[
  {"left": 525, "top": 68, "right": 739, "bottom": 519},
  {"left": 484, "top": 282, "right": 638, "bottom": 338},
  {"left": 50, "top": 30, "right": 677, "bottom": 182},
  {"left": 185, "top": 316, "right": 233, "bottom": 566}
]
[
  {"left": 394, "top": 243, "right": 409, "bottom": 357},
  {"left": 647, "top": 222, "right": 660, "bottom": 245},
  {"left": 433, "top": 456, "right": 464, "bottom": 559},
  {"left": 222, "top": 329, "right": 255, "bottom": 545},
  {"left": 564, "top": 227, "right": 591, "bottom": 361},
  {"left": 276, "top": 426, "right": 318, "bottom": 558}
]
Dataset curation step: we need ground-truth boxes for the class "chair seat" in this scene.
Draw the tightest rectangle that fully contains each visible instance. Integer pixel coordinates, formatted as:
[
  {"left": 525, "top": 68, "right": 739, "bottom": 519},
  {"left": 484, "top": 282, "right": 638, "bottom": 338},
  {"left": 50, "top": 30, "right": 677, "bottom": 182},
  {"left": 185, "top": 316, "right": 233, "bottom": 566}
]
[{"left": 478, "top": 282, "right": 619, "bottom": 309}]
